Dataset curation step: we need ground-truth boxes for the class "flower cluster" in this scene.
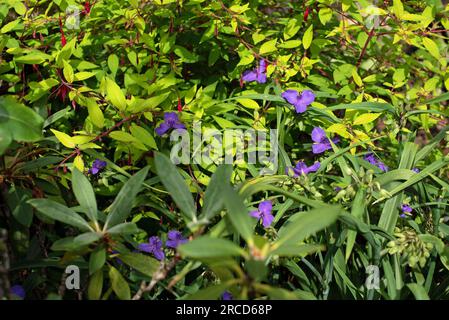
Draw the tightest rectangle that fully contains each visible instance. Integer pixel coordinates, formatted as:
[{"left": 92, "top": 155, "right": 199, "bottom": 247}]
[{"left": 138, "top": 230, "right": 188, "bottom": 261}]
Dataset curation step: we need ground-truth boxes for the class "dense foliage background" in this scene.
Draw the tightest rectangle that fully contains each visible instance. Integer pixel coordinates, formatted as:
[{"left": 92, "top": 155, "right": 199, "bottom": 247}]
[{"left": 1, "top": 0, "right": 449, "bottom": 300}]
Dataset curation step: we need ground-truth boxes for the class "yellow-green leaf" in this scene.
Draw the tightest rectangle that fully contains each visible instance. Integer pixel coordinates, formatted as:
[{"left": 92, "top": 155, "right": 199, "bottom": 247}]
[
  {"left": 106, "top": 78, "right": 127, "bottom": 111},
  {"left": 422, "top": 38, "right": 440, "bottom": 60},
  {"left": 259, "top": 39, "right": 278, "bottom": 55},
  {"left": 86, "top": 100, "right": 105, "bottom": 128},
  {"left": 73, "top": 155, "right": 84, "bottom": 172},
  {"left": 302, "top": 25, "right": 313, "bottom": 50},
  {"left": 353, "top": 113, "right": 381, "bottom": 125},
  {"left": 63, "top": 61, "right": 74, "bottom": 83},
  {"left": 51, "top": 129, "right": 75, "bottom": 148},
  {"left": 327, "top": 124, "right": 351, "bottom": 139}
]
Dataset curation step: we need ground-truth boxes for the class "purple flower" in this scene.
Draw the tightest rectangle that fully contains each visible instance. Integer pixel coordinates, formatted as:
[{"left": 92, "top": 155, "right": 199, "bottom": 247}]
[
  {"left": 88, "top": 159, "right": 106, "bottom": 175},
  {"left": 311, "top": 127, "right": 339, "bottom": 154},
  {"left": 138, "top": 236, "right": 165, "bottom": 261},
  {"left": 242, "top": 59, "right": 267, "bottom": 84},
  {"left": 222, "top": 291, "right": 233, "bottom": 300},
  {"left": 401, "top": 204, "right": 412, "bottom": 213},
  {"left": 250, "top": 200, "right": 274, "bottom": 228},
  {"left": 334, "top": 186, "right": 342, "bottom": 192},
  {"left": 155, "top": 112, "right": 186, "bottom": 136},
  {"left": 281, "top": 89, "right": 315, "bottom": 113},
  {"left": 400, "top": 204, "right": 412, "bottom": 218},
  {"left": 166, "top": 230, "right": 188, "bottom": 249},
  {"left": 111, "top": 250, "right": 123, "bottom": 265},
  {"left": 286, "top": 161, "right": 321, "bottom": 177},
  {"left": 10, "top": 285, "right": 25, "bottom": 299},
  {"left": 412, "top": 168, "right": 420, "bottom": 173},
  {"left": 363, "top": 153, "right": 388, "bottom": 172}
]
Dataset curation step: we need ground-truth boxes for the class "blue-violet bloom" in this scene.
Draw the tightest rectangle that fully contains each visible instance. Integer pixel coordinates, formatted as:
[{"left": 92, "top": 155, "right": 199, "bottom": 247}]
[
  {"left": 155, "top": 112, "right": 186, "bottom": 136},
  {"left": 222, "top": 291, "right": 233, "bottom": 300},
  {"left": 242, "top": 59, "right": 267, "bottom": 84},
  {"left": 286, "top": 161, "right": 321, "bottom": 177},
  {"left": 166, "top": 230, "right": 188, "bottom": 249},
  {"left": 89, "top": 159, "right": 106, "bottom": 175},
  {"left": 138, "top": 236, "right": 165, "bottom": 261},
  {"left": 10, "top": 285, "right": 25, "bottom": 299},
  {"left": 311, "top": 127, "right": 339, "bottom": 154},
  {"left": 250, "top": 200, "right": 274, "bottom": 228},
  {"left": 281, "top": 89, "right": 315, "bottom": 113}
]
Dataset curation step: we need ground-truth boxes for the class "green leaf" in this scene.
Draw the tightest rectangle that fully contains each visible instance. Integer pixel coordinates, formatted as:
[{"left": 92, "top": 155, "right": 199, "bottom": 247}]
[
  {"left": 283, "top": 19, "right": 300, "bottom": 40},
  {"left": 345, "top": 189, "right": 365, "bottom": 261},
  {"left": 318, "top": 8, "right": 333, "bottom": 25},
  {"left": 222, "top": 185, "right": 254, "bottom": 245},
  {"left": 109, "top": 266, "right": 131, "bottom": 300},
  {"left": 106, "top": 78, "right": 127, "bottom": 111},
  {"left": 407, "top": 283, "right": 430, "bottom": 300},
  {"left": 274, "top": 205, "right": 341, "bottom": 250},
  {"left": 63, "top": 60, "right": 74, "bottom": 83},
  {"left": 154, "top": 152, "right": 197, "bottom": 221},
  {"left": 28, "top": 199, "right": 93, "bottom": 232},
  {"left": 178, "top": 237, "right": 246, "bottom": 259},
  {"left": 0, "top": 96, "right": 43, "bottom": 143},
  {"left": 118, "top": 252, "right": 159, "bottom": 277},
  {"left": 88, "top": 270, "right": 103, "bottom": 300},
  {"left": 259, "top": 39, "right": 278, "bottom": 55},
  {"left": 73, "top": 232, "right": 102, "bottom": 247},
  {"left": 89, "top": 248, "right": 106, "bottom": 275},
  {"left": 302, "top": 25, "right": 313, "bottom": 50},
  {"left": 270, "top": 244, "right": 325, "bottom": 257},
  {"left": 86, "top": 100, "right": 105, "bottom": 128},
  {"left": 108, "top": 54, "right": 119, "bottom": 76},
  {"left": 185, "top": 282, "right": 232, "bottom": 300},
  {"left": 422, "top": 37, "right": 440, "bottom": 60},
  {"left": 104, "top": 166, "right": 149, "bottom": 228},
  {"left": 130, "top": 124, "right": 158, "bottom": 150},
  {"left": 107, "top": 223, "right": 140, "bottom": 235},
  {"left": 72, "top": 169, "right": 98, "bottom": 223},
  {"left": 200, "top": 164, "right": 233, "bottom": 221}
]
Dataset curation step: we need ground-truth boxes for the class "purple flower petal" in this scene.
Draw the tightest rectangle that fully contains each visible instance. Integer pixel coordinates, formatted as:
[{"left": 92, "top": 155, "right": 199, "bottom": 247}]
[
  {"left": 256, "top": 72, "right": 267, "bottom": 84},
  {"left": 10, "top": 285, "right": 25, "bottom": 299},
  {"left": 242, "top": 70, "right": 258, "bottom": 82},
  {"left": 155, "top": 122, "right": 170, "bottom": 136},
  {"left": 282, "top": 90, "right": 300, "bottom": 106},
  {"left": 258, "top": 200, "right": 272, "bottom": 216},
  {"left": 312, "top": 142, "right": 331, "bottom": 154},
  {"left": 153, "top": 249, "right": 165, "bottom": 261},
  {"left": 401, "top": 204, "right": 413, "bottom": 213},
  {"left": 172, "top": 122, "right": 186, "bottom": 130},
  {"left": 311, "top": 127, "right": 326, "bottom": 143},
  {"left": 261, "top": 212, "right": 274, "bottom": 228},
  {"left": 293, "top": 101, "right": 308, "bottom": 113},
  {"left": 250, "top": 210, "right": 261, "bottom": 219},
  {"left": 222, "top": 291, "right": 233, "bottom": 300},
  {"left": 258, "top": 59, "right": 267, "bottom": 72},
  {"left": 298, "top": 90, "right": 315, "bottom": 106},
  {"left": 138, "top": 243, "right": 153, "bottom": 253},
  {"left": 164, "top": 112, "right": 179, "bottom": 123},
  {"left": 306, "top": 161, "right": 321, "bottom": 173}
]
